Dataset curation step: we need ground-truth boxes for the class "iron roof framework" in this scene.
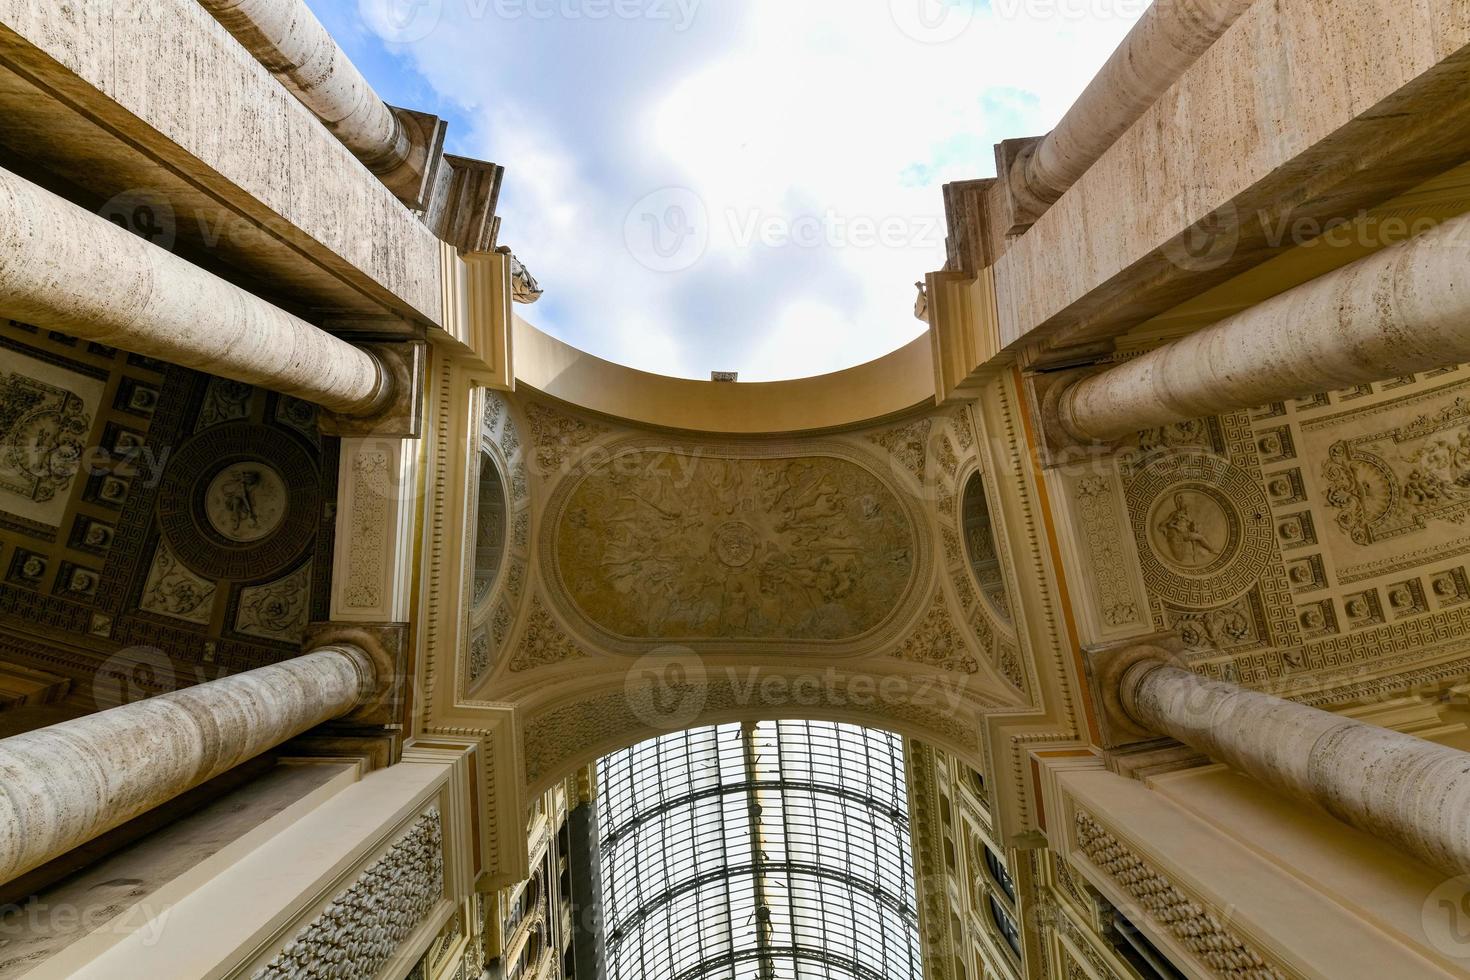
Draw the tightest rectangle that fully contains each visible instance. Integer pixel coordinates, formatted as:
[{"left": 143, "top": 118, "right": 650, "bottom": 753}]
[{"left": 597, "top": 721, "right": 924, "bottom": 980}]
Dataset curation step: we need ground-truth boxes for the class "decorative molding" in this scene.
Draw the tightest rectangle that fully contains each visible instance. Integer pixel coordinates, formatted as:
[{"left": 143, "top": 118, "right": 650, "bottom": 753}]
[
  {"left": 343, "top": 450, "right": 391, "bottom": 609},
  {"left": 523, "top": 400, "right": 608, "bottom": 476},
  {"left": 235, "top": 563, "right": 312, "bottom": 643},
  {"left": 508, "top": 597, "right": 587, "bottom": 673},
  {"left": 1072, "top": 476, "right": 1142, "bottom": 628},
  {"left": 1051, "top": 909, "right": 1122, "bottom": 980},
  {"left": 466, "top": 393, "right": 531, "bottom": 690},
  {"left": 1073, "top": 810, "right": 1286, "bottom": 980},
  {"left": 892, "top": 595, "right": 980, "bottom": 673},
  {"left": 252, "top": 808, "right": 444, "bottom": 980},
  {"left": 866, "top": 418, "right": 933, "bottom": 483},
  {"left": 332, "top": 437, "right": 418, "bottom": 624}
]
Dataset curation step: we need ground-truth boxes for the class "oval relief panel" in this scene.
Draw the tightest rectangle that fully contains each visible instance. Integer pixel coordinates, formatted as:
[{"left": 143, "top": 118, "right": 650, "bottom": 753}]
[{"left": 551, "top": 448, "right": 921, "bottom": 647}]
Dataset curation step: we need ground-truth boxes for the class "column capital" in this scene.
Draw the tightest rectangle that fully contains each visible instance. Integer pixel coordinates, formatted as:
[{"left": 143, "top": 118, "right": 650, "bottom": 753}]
[
  {"left": 303, "top": 623, "right": 409, "bottom": 726},
  {"left": 319, "top": 341, "right": 426, "bottom": 439},
  {"left": 1081, "top": 633, "right": 1186, "bottom": 750}
]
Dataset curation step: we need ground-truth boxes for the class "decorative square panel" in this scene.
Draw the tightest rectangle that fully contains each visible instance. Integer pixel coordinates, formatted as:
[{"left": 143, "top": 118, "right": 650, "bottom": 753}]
[
  {"left": 1335, "top": 384, "right": 1374, "bottom": 402},
  {"left": 1297, "top": 599, "right": 1338, "bottom": 638},
  {"left": 0, "top": 347, "right": 106, "bottom": 528},
  {"left": 85, "top": 472, "right": 130, "bottom": 509},
  {"left": 55, "top": 562, "right": 100, "bottom": 600},
  {"left": 1386, "top": 578, "right": 1429, "bottom": 619},
  {"left": 115, "top": 378, "right": 159, "bottom": 417},
  {"left": 1286, "top": 555, "right": 1327, "bottom": 594},
  {"left": 1276, "top": 512, "right": 1317, "bottom": 550},
  {"left": 1430, "top": 568, "right": 1470, "bottom": 607},
  {"left": 103, "top": 423, "right": 145, "bottom": 456},
  {"left": 1255, "top": 426, "right": 1297, "bottom": 464},
  {"left": 1252, "top": 402, "right": 1287, "bottom": 421},
  {"left": 1343, "top": 590, "right": 1384, "bottom": 629},
  {"left": 1294, "top": 392, "right": 1331, "bottom": 411},
  {"left": 1381, "top": 376, "right": 1418, "bottom": 390},
  {"left": 6, "top": 549, "right": 47, "bottom": 589},
  {"left": 126, "top": 353, "right": 169, "bottom": 374},
  {"left": 69, "top": 517, "right": 116, "bottom": 556},
  {"left": 1264, "top": 469, "right": 1306, "bottom": 507}
]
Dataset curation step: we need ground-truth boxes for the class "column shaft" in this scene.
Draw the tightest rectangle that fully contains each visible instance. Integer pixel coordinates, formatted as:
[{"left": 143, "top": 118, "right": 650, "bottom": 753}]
[
  {"left": 1125, "top": 662, "right": 1470, "bottom": 874},
  {"left": 0, "top": 646, "right": 374, "bottom": 883},
  {"left": 1017, "top": 0, "right": 1254, "bottom": 211},
  {"left": 1060, "top": 209, "right": 1470, "bottom": 443},
  {"left": 0, "top": 166, "right": 388, "bottom": 417},
  {"left": 198, "top": 0, "right": 411, "bottom": 176}
]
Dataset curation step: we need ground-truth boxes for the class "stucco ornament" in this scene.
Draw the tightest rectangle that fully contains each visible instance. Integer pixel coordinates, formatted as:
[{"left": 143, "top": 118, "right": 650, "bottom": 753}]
[
  {"left": 252, "top": 808, "right": 444, "bottom": 980},
  {"left": 554, "top": 449, "right": 916, "bottom": 643}
]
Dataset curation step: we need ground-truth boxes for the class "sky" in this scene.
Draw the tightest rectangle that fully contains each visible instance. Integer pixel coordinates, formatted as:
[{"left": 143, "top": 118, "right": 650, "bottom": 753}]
[{"left": 308, "top": 0, "right": 1146, "bottom": 380}]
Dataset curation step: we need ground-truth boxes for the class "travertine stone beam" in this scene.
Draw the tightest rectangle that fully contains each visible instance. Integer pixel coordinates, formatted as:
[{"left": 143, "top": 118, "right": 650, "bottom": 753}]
[
  {"left": 1013, "top": 0, "right": 1255, "bottom": 216},
  {"left": 198, "top": 0, "right": 411, "bottom": 178},
  {"left": 1123, "top": 662, "right": 1470, "bottom": 875},
  {"left": 0, "top": 646, "right": 375, "bottom": 884},
  {"left": 0, "top": 166, "right": 390, "bottom": 418},
  {"left": 1057, "top": 210, "right": 1470, "bottom": 443}
]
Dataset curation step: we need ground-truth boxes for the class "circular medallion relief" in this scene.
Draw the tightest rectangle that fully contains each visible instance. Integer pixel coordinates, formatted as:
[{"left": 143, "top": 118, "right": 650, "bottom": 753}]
[
  {"left": 1145, "top": 487, "right": 1236, "bottom": 574},
  {"left": 1127, "top": 452, "right": 1272, "bottom": 608},
  {"left": 204, "top": 463, "right": 288, "bottom": 542},
  {"left": 156, "top": 424, "right": 321, "bottom": 582},
  {"left": 713, "top": 521, "right": 758, "bottom": 568}
]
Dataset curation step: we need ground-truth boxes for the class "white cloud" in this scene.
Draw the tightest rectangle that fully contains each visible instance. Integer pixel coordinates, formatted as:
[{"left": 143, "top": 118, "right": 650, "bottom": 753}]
[{"left": 355, "top": 0, "right": 1143, "bottom": 380}]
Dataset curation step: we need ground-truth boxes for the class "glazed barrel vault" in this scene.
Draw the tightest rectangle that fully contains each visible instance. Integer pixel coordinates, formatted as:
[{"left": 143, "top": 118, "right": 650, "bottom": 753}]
[{"left": 5, "top": 1, "right": 1470, "bottom": 979}]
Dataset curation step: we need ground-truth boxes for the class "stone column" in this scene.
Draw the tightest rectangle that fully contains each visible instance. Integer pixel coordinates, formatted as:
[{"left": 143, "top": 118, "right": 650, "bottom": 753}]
[
  {"left": 1056, "top": 209, "right": 1470, "bottom": 444},
  {"left": 199, "top": 0, "right": 408, "bottom": 173},
  {"left": 0, "top": 646, "right": 376, "bottom": 884},
  {"left": 1011, "top": 0, "right": 1255, "bottom": 220},
  {"left": 0, "top": 165, "right": 390, "bottom": 418},
  {"left": 1122, "top": 661, "right": 1470, "bottom": 875}
]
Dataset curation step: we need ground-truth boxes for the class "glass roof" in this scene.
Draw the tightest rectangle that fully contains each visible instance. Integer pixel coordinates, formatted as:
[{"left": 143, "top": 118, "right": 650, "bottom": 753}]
[{"left": 596, "top": 721, "right": 924, "bottom": 980}]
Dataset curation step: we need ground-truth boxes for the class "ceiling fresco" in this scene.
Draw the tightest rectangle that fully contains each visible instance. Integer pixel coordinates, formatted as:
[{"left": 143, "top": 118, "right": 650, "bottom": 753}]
[
  {"left": 1055, "top": 360, "right": 1470, "bottom": 698},
  {"left": 551, "top": 448, "right": 918, "bottom": 645},
  {"left": 0, "top": 320, "right": 338, "bottom": 709}
]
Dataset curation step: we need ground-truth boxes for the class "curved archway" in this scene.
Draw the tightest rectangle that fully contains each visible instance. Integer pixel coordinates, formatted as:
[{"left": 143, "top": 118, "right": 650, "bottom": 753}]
[{"left": 514, "top": 653, "right": 1013, "bottom": 799}]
